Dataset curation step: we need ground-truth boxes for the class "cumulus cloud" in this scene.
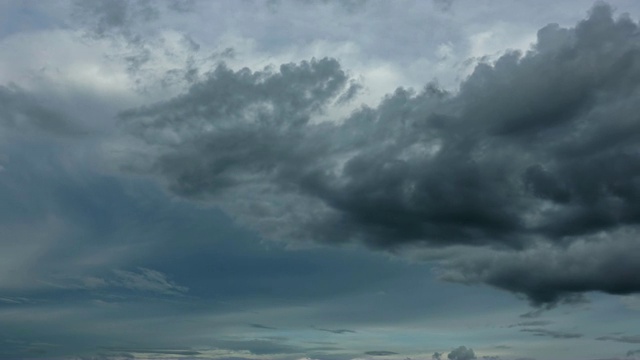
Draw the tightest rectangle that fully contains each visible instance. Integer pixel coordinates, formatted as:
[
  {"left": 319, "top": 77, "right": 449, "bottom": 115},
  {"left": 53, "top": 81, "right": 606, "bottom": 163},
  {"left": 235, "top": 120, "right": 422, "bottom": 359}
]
[
  {"left": 438, "top": 230, "right": 640, "bottom": 305},
  {"left": 117, "top": 3, "right": 640, "bottom": 305},
  {"left": 448, "top": 346, "right": 476, "bottom": 360}
]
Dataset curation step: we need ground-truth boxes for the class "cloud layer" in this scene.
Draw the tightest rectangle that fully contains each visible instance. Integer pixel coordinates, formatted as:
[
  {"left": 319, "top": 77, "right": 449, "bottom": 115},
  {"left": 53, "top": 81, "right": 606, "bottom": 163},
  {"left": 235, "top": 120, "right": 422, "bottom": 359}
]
[{"left": 116, "top": 4, "right": 640, "bottom": 305}]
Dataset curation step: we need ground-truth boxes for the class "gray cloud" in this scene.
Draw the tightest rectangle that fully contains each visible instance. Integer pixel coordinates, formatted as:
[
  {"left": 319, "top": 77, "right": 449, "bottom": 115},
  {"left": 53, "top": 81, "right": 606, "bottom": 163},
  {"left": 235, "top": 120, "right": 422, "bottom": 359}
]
[
  {"left": 597, "top": 335, "right": 640, "bottom": 344},
  {"left": 0, "top": 84, "right": 81, "bottom": 136},
  {"left": 72, "top": 0, "right": 159, "bottom": 41},
  {"left": 627, "top": 349, "right": 640, "bottom": 357},
  {"left": 118, "top": 3, "right": 640, "bottom": 305},
  {"left": 249, "top": 323, "right": 278, "bottom": 330},
  {"left": 365, "top": 350, "right": 399, "bottom": 356},
  {"left": 312, "top": 326, "right": 356, "bottom": 334},
  {"left": 438, "top": 232, "right": 640, "bottom": 306},
  {"left": 110, "top": 267, "right": 188, "bottom": 295},
  {"left": 520, "top": 328, "right": 582, "bottom": 339},
  {"left": 100, "top": 347, "right": 200, "bottom": 356},
  {"left": 211, "top": 339, "right": 301, "bottom": 355},
  {"left": 508, "top": 320, "right": 553, "bottom": 328},
  {"left": 432, "top": 0, "right": 454, "bottom": 12},
  {"left": 166, "top": 0, "right": 196, "bottom": 13},
  {"left": 71, "top": 0, "right": 204, "bottom": 91},
  {"left": 448, "top": 346, "right": 476, "bottom": 360},
  {"left": 69, "top": 267, "right": 188, "bottom": 296},
  {"left": 519, "top": 309, "right": 546, "bottom": 319}
]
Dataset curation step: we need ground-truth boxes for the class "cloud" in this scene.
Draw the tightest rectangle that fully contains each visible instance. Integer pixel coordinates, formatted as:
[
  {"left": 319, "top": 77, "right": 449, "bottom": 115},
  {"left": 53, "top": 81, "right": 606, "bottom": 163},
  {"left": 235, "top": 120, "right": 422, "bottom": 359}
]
[
  {"left": 432, "top": 0, "right": 454, "bottom": 12},
  {"left": 627, "top": 349, "right": 640, "bottom": 357},
  {"left": 597, "top": 335, "right": 640, "bottom": 344},
  {"left": 110, "top": 267, "right": 188, "bottom": 295},
  {"left": 0, "top": 84, "right": 81, "bottom": 136},
  {"left": 520, "top": 328, "right": 582, "bottom": 339},
  {"left": 100, "top": 347, "right": 200, "bottom": 356},
  {"left": 72, "top": 267, "right": 188, "bottom": 296},
  {"left": 117, "top": 3, "right": 640, "bottom": 305},
  {"left": 211, "top": 339, "right": 301, "bottom": 355},
  {"left": 364, "top": 351, "right": 399, "bottom": 356},
  {"left": 508, "top": 320, "right": 552, "bottom": 328},
  {"left": 448, "top": 346, "right": 476, "bottom": 360},
  {"left": 249, "top": 323, "right": 278, "bottom": 330},
  {"left": 0, "top": 296, "right": 32, "bottom": 304},
  {"left": 312, "top": 326, "right": 356, "bottom": 334},
  {"left": 438, "top": 232, "right": 640, "bottom": 306},
  {"left": 71, "top": 0, "right": 159, "bottom": 41}
]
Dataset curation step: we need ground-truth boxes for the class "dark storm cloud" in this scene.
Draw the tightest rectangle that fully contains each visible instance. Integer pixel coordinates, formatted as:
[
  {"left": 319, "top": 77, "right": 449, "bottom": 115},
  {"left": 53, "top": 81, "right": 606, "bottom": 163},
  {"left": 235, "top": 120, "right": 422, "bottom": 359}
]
[
  {"left": 438, "top": 233, "right": 640, "bottom": 305},
  {"left": 0, "top": 84, "right": 81, "bottom": 135},
  {"left": 119, "top": 4, "right": 640, "bottom": 304},
  {"left": 448, "top": 346, "right": 476, "bottom": 360},
  {"left": 597, "top": 335, "right": 640, "bottom": 344},
  {"left": 520, "top": 328, "right": 582, "bottom": 339}
]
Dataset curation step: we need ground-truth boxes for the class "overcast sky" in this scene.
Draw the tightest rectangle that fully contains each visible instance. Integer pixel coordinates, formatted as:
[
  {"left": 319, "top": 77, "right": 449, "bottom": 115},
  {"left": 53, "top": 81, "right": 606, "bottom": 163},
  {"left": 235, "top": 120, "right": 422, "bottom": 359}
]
[{"left": 2, "top": 1, "right": 640, "bottom": 359}]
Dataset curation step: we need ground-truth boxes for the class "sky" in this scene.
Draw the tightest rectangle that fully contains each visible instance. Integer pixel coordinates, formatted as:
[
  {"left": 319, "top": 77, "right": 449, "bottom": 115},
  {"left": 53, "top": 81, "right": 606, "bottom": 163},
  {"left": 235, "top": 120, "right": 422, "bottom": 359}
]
[{"left": 1, "top": 0, "right": 640, "bottom": 359}]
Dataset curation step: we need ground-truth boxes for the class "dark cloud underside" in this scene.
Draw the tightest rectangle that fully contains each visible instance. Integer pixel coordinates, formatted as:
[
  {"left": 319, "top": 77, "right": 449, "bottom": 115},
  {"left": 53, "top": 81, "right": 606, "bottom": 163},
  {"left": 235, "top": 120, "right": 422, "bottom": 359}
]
[{"left": 118, "top": 4, "right": 640, "bottom": 305}]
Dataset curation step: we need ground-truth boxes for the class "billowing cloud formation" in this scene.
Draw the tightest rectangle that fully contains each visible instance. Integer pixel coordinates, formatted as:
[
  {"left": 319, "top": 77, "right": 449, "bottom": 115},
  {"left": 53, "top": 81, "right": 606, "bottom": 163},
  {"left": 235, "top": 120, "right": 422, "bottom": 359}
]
[
  {"left": 439, "top": 230, "right": 640, "bottom": 305},
  {"left": 448, "top": 346, "right": 476, "bottom": 360},
  {"left": 118, "top": 4, "right": 640, "bottom": 304}
]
